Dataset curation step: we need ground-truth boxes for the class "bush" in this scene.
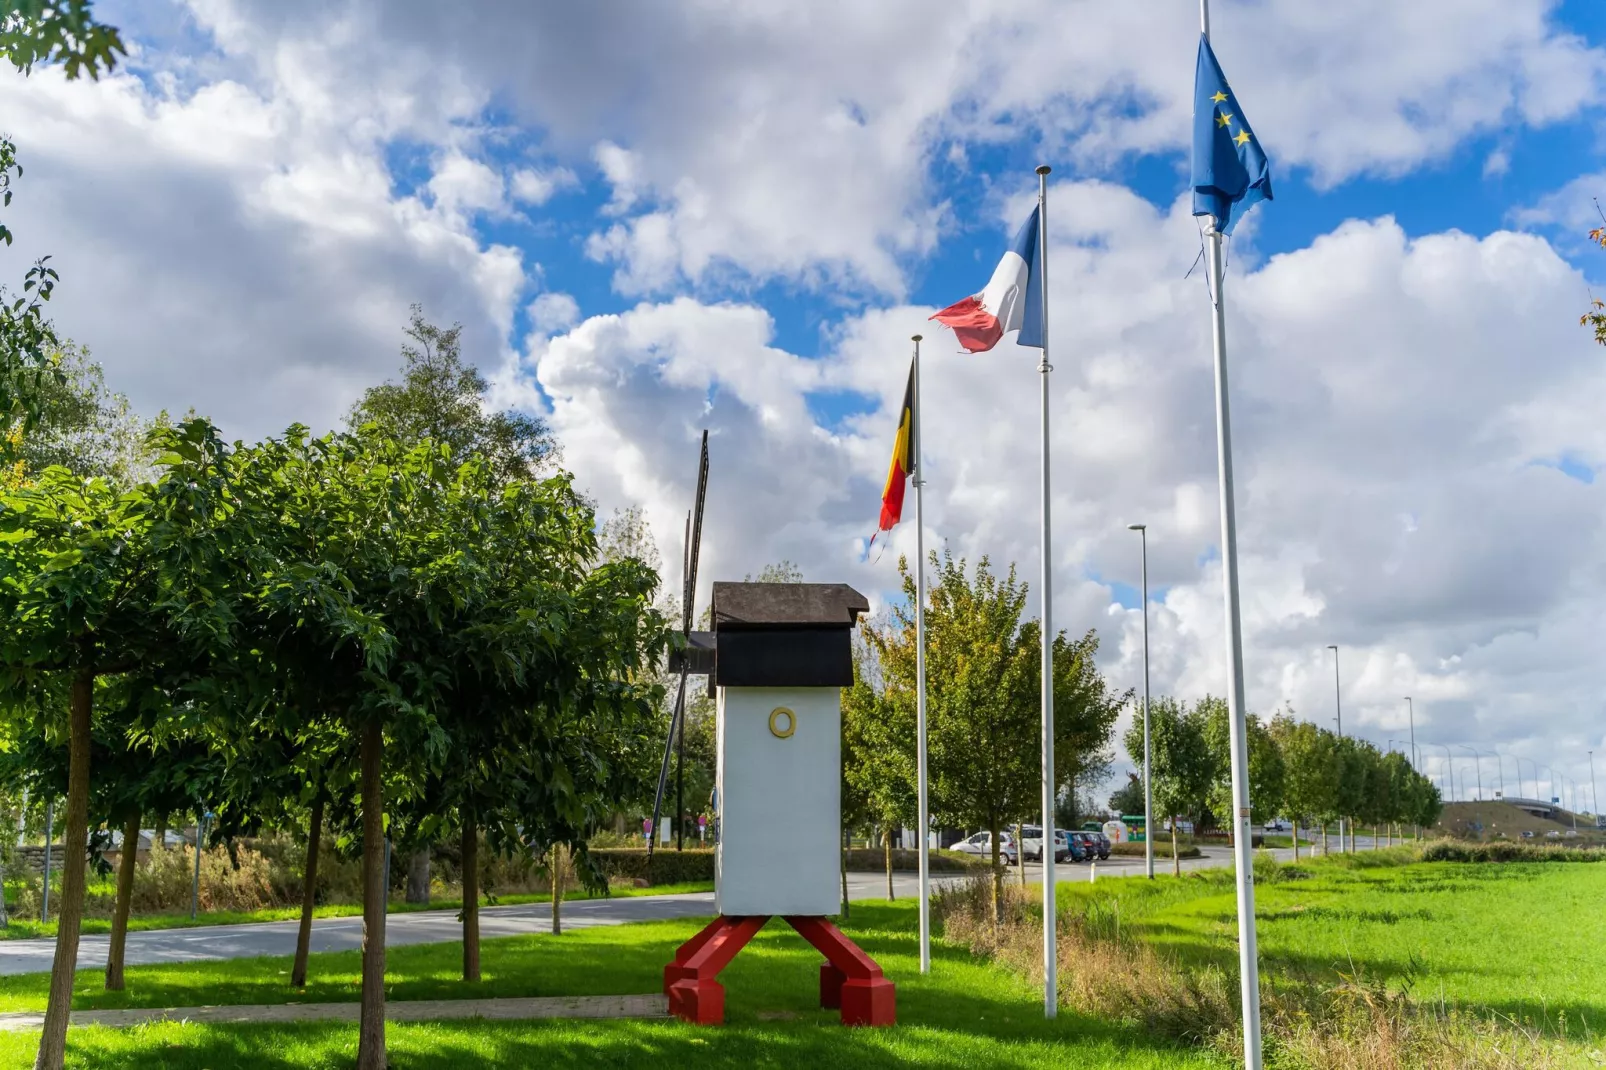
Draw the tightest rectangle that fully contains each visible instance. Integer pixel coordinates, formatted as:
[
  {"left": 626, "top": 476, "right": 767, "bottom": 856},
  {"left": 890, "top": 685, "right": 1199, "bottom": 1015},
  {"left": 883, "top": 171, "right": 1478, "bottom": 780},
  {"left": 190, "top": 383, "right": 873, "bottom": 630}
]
[{"left": 1419, "top": 839, "right": 1606, "bottom": 864}]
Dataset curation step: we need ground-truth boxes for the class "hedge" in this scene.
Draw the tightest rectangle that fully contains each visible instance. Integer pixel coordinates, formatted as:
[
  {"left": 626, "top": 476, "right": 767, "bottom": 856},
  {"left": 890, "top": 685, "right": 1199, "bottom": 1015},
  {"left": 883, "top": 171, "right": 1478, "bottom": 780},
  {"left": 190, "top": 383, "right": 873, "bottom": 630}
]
[
  {"left": 1418, "top": 840, "right": 1606, "bottom": 864},
  {"left": 1110, "top": 842, "right": 1202, "bottom": 860},
  {"left": 588, "top": 848, "right": 714, "bottom": 885},
  {"left": 844, "top": 848, "right": 987, "bottom": 873}
]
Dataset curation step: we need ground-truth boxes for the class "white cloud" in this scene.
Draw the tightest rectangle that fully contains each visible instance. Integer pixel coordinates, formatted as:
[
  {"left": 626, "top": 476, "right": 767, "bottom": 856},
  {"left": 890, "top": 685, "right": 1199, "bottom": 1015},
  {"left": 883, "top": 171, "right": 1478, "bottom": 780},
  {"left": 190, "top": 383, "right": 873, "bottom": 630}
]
[
  {"left": 534, "top": 183, "right": 1606, "bottom": 799},
  {"left": 509, "top": 165, "right": 577, "bottom": 206},
  {"left": 527, "top": 291, "right": 580, "bottom": 336},
  {"left": 428, "top": 152, "right": 506, "bottom": 216}
]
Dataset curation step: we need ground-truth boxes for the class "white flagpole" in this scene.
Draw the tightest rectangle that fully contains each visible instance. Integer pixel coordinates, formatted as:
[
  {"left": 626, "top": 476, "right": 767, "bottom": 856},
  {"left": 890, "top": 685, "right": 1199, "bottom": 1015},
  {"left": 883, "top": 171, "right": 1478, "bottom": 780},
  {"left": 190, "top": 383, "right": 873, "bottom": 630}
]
[
  {"left": 1200, "top": 2, "right": 1263, "bottom": 1067},
  {"left": 1035, "top": 163, "right": 1058, "bottom": 1019},
  {"left": 912, "top": 333, "right": 932, "bottom": 975}
]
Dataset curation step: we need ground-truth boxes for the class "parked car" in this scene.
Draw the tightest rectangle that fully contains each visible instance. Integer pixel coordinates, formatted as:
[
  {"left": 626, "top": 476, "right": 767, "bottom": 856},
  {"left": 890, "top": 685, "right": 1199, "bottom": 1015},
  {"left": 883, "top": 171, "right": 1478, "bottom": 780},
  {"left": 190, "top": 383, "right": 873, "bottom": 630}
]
[
  {"left": 1019, "top": 825, "right": 1047, "bottom": 862},
  {"left": 1056, "top": 830, "right": 1084, "bottom": 863},
  {"left": 1521, "top": 830, "right": 1535, "bottom": 839},
  {"left": 1264, "top": 819, "right": 1288, "bottom": 832},
  {"left": 1090, "top": 831, "right": 1111, "bottom": 859},
  {"left": 1067, "top": 831, "right": 1100, "bottom": 861},
  {"left": 953, "top": 831, "right": 1019, "bottom": 865}
]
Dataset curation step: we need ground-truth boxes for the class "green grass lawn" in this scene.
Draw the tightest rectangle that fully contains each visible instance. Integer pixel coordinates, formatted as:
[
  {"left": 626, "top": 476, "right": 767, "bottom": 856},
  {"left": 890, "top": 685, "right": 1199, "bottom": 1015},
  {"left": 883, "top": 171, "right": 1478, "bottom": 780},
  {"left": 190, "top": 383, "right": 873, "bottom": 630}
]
[
  {"left": 0, "top": 901, "right": 1225, "bottom": 1069},
  {"left": 0, "top": 881, "right": 715, "bottom": 941},
  {"left": 1059, "top": 851, "right": 1606, "bottom": 1037}
]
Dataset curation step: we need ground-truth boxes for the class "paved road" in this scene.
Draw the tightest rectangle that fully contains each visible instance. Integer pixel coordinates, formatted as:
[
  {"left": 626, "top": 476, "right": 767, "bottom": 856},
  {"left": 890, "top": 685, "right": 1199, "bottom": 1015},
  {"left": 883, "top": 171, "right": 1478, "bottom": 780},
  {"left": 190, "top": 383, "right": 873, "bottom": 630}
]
[
  {"left": 0, "top": 872, "right": 960, "bottom": 977},
  {"left": 0, "top": 841, "right": 1395, "bottom": 976}
]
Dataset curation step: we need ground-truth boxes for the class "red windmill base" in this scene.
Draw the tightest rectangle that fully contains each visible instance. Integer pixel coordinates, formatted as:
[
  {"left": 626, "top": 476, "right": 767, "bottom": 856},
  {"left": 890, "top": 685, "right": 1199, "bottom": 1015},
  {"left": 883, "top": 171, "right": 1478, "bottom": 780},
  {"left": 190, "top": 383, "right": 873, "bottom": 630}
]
[{"left": 663, "top": 914, "right": 896, "bottom": 1026}]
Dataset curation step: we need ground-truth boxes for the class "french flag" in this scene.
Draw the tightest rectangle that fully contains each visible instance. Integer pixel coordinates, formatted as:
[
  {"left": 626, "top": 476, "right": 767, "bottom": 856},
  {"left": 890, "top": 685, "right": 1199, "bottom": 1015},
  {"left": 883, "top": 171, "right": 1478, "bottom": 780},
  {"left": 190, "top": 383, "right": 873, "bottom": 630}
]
[{"left": 930, "top": 205, "right": 1043, "bottom": 352}]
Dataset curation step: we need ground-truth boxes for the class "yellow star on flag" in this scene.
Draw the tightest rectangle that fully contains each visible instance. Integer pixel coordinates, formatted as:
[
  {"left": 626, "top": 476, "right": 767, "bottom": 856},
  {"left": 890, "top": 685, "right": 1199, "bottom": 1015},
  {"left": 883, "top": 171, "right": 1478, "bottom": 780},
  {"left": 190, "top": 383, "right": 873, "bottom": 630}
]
[
  {"left": 1211, "top": 91, "right": 1228, "bottom": 104},
  {"left": 1234, "top": 129, "right": 1252, "bottom": 147},
  {"left": 1216, "top": 112, "right": 1233, "bottom": 128}
]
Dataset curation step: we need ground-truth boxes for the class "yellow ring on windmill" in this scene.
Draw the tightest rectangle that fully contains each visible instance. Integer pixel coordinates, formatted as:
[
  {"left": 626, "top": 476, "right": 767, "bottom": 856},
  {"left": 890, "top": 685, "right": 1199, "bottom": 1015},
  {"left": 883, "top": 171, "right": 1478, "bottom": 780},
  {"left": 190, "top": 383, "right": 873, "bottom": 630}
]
[{"left": 769, "top": 707, "right": 796, "bottom": 739}]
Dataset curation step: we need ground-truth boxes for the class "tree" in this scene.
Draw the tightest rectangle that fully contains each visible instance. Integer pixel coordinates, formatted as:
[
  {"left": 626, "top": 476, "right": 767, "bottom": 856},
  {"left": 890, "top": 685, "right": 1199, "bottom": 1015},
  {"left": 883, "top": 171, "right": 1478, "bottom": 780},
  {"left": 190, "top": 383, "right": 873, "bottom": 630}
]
[
  {"left": 871, "top": 550, "right": 1121, "bottom": 920},
  {"left": 1, "top": 1, "right": 125, "bottom": 80},
  {"left": 0, "top": 420, "right": 237, "bottom": 1070},
  {"left": 1124, "top": 697, "right": 1212, "bottom": 876},
  {"left": 841, "top": 646, "right": 914, "bottom": 901},
  {"left": 1270, "top": 713, "right": 1337, "bottom": 860},
  {"left": 1108, "top": 773, "right": 1145, "bottom": 816},
  {"left": 1199, "top": 697, "right": 1285, "bottom": 846},
  {"left": 347, "top": 305, "right": 557, "bottom": 483},
  {"left": 2, "top": 342, "right": 156, "bottom": 491}
]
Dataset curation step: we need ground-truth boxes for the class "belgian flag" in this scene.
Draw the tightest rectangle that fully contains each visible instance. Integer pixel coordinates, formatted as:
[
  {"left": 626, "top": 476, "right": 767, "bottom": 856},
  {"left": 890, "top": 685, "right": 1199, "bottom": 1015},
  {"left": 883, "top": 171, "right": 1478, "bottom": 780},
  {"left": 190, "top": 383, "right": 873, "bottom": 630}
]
[{"left": 871, "top": 359, "right": 916, "bottom": 546}]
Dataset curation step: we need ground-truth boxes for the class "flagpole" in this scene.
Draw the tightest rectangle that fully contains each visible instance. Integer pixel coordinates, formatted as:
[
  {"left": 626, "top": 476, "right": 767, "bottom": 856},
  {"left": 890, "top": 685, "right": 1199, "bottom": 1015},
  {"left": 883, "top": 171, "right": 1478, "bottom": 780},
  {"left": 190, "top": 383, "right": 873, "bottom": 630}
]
[
  {"left": 1035, "top": 163, "right": 1058, "bottom": 1019},
  {"left": 1200, "top": 2, "right": 1263, "bottom": 1067},
  {"left": 912, "top": 333, "right": 932, "bottom": 975}
]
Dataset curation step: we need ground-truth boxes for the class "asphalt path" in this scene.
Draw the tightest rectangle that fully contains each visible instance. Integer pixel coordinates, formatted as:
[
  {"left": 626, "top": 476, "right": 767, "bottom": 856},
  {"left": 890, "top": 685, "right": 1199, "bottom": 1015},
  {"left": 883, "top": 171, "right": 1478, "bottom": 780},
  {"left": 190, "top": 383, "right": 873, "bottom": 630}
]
[{"left": 0, "top": 839, "right": 1393, "bottom": 976}]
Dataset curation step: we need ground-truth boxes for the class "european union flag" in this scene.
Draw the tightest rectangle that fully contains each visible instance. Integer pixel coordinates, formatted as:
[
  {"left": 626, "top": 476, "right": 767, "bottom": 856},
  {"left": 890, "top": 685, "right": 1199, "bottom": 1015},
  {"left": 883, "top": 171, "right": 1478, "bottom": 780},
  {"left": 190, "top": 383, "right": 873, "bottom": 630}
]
[{"left": 1192, "top": 35, "right": 1272, "bottom": 234}]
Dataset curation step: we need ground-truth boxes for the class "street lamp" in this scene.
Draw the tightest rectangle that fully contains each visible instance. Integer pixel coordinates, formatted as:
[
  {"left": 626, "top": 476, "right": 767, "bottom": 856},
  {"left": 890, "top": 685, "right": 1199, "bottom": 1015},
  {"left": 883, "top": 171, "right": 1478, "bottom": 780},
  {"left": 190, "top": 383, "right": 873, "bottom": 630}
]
[
  {"left": 1456, "top": 745, "right": 1483, "bottom": 801},
  {"left": 1128, "top": 523, "right": 1153, "bottom": 880},
  {"left": 1328, "top": 645, "right": 1343, "bottom": 849},
  {"left": 1488, "top": 750, "right": 1508, "bottom": 800},
  {"left": 1404, "top": 696, "right": 1416, "bottom": 771},
  {"left": 1590, "top": 750, "right": 1599, "bottom": 826},
  {"left": 1517, "top": 756, "right": 1538, "bottom": 801},
  {"left": 1438, "top": 744, "right": 1455, "bottom": 802}
]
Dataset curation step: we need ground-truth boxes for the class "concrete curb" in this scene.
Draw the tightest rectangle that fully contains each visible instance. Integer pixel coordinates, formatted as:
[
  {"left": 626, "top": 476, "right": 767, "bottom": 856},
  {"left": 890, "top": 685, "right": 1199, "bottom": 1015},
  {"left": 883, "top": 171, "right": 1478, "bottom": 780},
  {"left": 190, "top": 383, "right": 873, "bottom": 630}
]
[{"left": 0, "top": 992, "right": 669, "bottom": 1032}]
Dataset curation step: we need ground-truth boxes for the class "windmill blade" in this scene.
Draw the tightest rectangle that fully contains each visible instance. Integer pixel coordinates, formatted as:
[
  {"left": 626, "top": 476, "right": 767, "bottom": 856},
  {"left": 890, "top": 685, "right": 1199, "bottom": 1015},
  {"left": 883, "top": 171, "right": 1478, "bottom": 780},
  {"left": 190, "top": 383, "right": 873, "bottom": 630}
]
[{"left": 648, "top": 431, "right": 710, "bottom": 860}]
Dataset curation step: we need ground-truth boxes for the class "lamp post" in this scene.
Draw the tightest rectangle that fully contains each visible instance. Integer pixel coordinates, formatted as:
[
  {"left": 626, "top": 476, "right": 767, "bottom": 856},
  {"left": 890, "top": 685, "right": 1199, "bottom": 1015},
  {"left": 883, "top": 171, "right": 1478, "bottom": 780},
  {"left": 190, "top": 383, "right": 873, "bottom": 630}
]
[
  {"left": 1456, "top": 745, "right": 1483, "bottom": 801},
  {"left": 1128, "top": 523, "right": 1154, "bottom": 880},
  {"left": 1328, "top": 645, "right": 1343, "bottom": 849},
  {"left": 1438, "top": 744, "right": 1455, "bottom": 803},
  {"left": 1518, "top": 756, "right": 1538, "bottom": 801},
  {"left": 1488, "top": 750, "right": 1507, "bottom": 800},
  {"left": 1404, "top": 696, "right": 1416, "bottom": 771},
  {"left": 1590, "top": 751, "right": 1599, "bottom": 827}
]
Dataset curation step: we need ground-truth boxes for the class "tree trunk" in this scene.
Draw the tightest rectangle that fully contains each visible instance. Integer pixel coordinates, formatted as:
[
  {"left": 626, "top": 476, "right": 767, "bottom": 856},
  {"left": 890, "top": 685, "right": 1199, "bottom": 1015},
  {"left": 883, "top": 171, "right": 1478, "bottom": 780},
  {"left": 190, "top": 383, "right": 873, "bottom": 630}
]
[
  {"left": 151, "top": 813, "right": 167, "bottom": 852},
  {"left": 356, "top": 719, "right": 386, "bottom": 1070},
  {"left": 461, "top": 815, "right": 479, "bottom": 982},
  {"left": 405, "top": 848, "right": 430, "bottom": 905},
  {"left": 839, "top": 829, "right": 849, "bottom": 919},
  {"left": 1292, "top": 819, "right": 1300, "bottom": 862},
  {"left": 291, "top": 796, "right": 324, "bottom": 988},
  {"left": 1348, "top": 821, "right": 1355, "bottom": 854},
  {"left": 35, "top": 667, "right": 93, "bottom": 1070},
  {"left": 988, "top": 824, "right": 1002, "bottom": 932},
  {"left": 883, "top": 827, "right": 894, "bottom": 901},
  {"left": 550, "top": 844, "right": 564, "bottom": 936},
  {"left": 1171, "top": 819, "right": 1180, "bottom": 878},
  {"left": 104, "top": 810, "right": 142, "bottom": 991},
  {"left": 1016, "top": 823, "right": 1027, "bottom": 887}
]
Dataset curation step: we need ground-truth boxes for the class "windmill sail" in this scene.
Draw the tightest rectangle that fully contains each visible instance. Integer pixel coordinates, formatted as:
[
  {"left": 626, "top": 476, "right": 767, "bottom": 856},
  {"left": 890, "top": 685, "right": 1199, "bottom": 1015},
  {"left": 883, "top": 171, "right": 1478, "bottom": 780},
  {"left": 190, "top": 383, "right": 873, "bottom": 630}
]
[{"left": 648, "top": 431, "right": 709, "bottom": 859}]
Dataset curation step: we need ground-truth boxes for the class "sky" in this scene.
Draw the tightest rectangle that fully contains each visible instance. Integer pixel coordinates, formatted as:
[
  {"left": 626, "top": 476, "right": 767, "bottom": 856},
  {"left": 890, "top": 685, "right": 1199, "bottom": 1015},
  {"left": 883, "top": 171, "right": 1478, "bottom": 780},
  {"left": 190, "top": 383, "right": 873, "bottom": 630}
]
[{"left": 4, "top": 0, "right": 1606, "bottom": 811}]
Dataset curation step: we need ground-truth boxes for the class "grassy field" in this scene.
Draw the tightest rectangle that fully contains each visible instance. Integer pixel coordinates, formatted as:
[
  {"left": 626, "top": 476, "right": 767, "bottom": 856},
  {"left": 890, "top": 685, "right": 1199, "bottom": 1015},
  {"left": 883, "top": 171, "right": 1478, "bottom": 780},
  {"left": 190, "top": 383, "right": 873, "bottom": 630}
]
[
  {"left": 1052, "top": 849, "right": 1605, "bottom": 1051},
  {"left": 0, "top": 902, "right": 1223, "bottom": 1069},
  {"left": 0, "top": 880, "right": 715, "bottom": 941}
]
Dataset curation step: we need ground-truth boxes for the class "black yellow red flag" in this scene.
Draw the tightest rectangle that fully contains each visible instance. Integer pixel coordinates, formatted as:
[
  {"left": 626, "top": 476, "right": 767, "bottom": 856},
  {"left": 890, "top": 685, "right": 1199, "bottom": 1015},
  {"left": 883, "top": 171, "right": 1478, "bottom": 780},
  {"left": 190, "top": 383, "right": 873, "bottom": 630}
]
[{"left": 870, "top": 359, "right": 916, "bottom": 547}]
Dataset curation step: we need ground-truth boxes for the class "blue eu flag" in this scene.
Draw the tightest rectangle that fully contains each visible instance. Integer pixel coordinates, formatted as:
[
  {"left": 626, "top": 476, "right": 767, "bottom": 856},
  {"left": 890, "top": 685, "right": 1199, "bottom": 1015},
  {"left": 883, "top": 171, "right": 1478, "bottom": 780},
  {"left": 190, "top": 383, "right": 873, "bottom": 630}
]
[{"left": 1192, "top": 35, "right": 1271, "bottom": 234}]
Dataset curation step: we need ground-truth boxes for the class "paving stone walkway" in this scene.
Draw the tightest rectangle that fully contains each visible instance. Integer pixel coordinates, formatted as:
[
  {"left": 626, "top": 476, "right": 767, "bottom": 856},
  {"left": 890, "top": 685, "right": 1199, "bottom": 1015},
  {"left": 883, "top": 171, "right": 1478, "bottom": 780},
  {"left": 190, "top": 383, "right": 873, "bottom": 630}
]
[{"left": 0, "top": 992, "right": 668, "bottom": 1032}]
